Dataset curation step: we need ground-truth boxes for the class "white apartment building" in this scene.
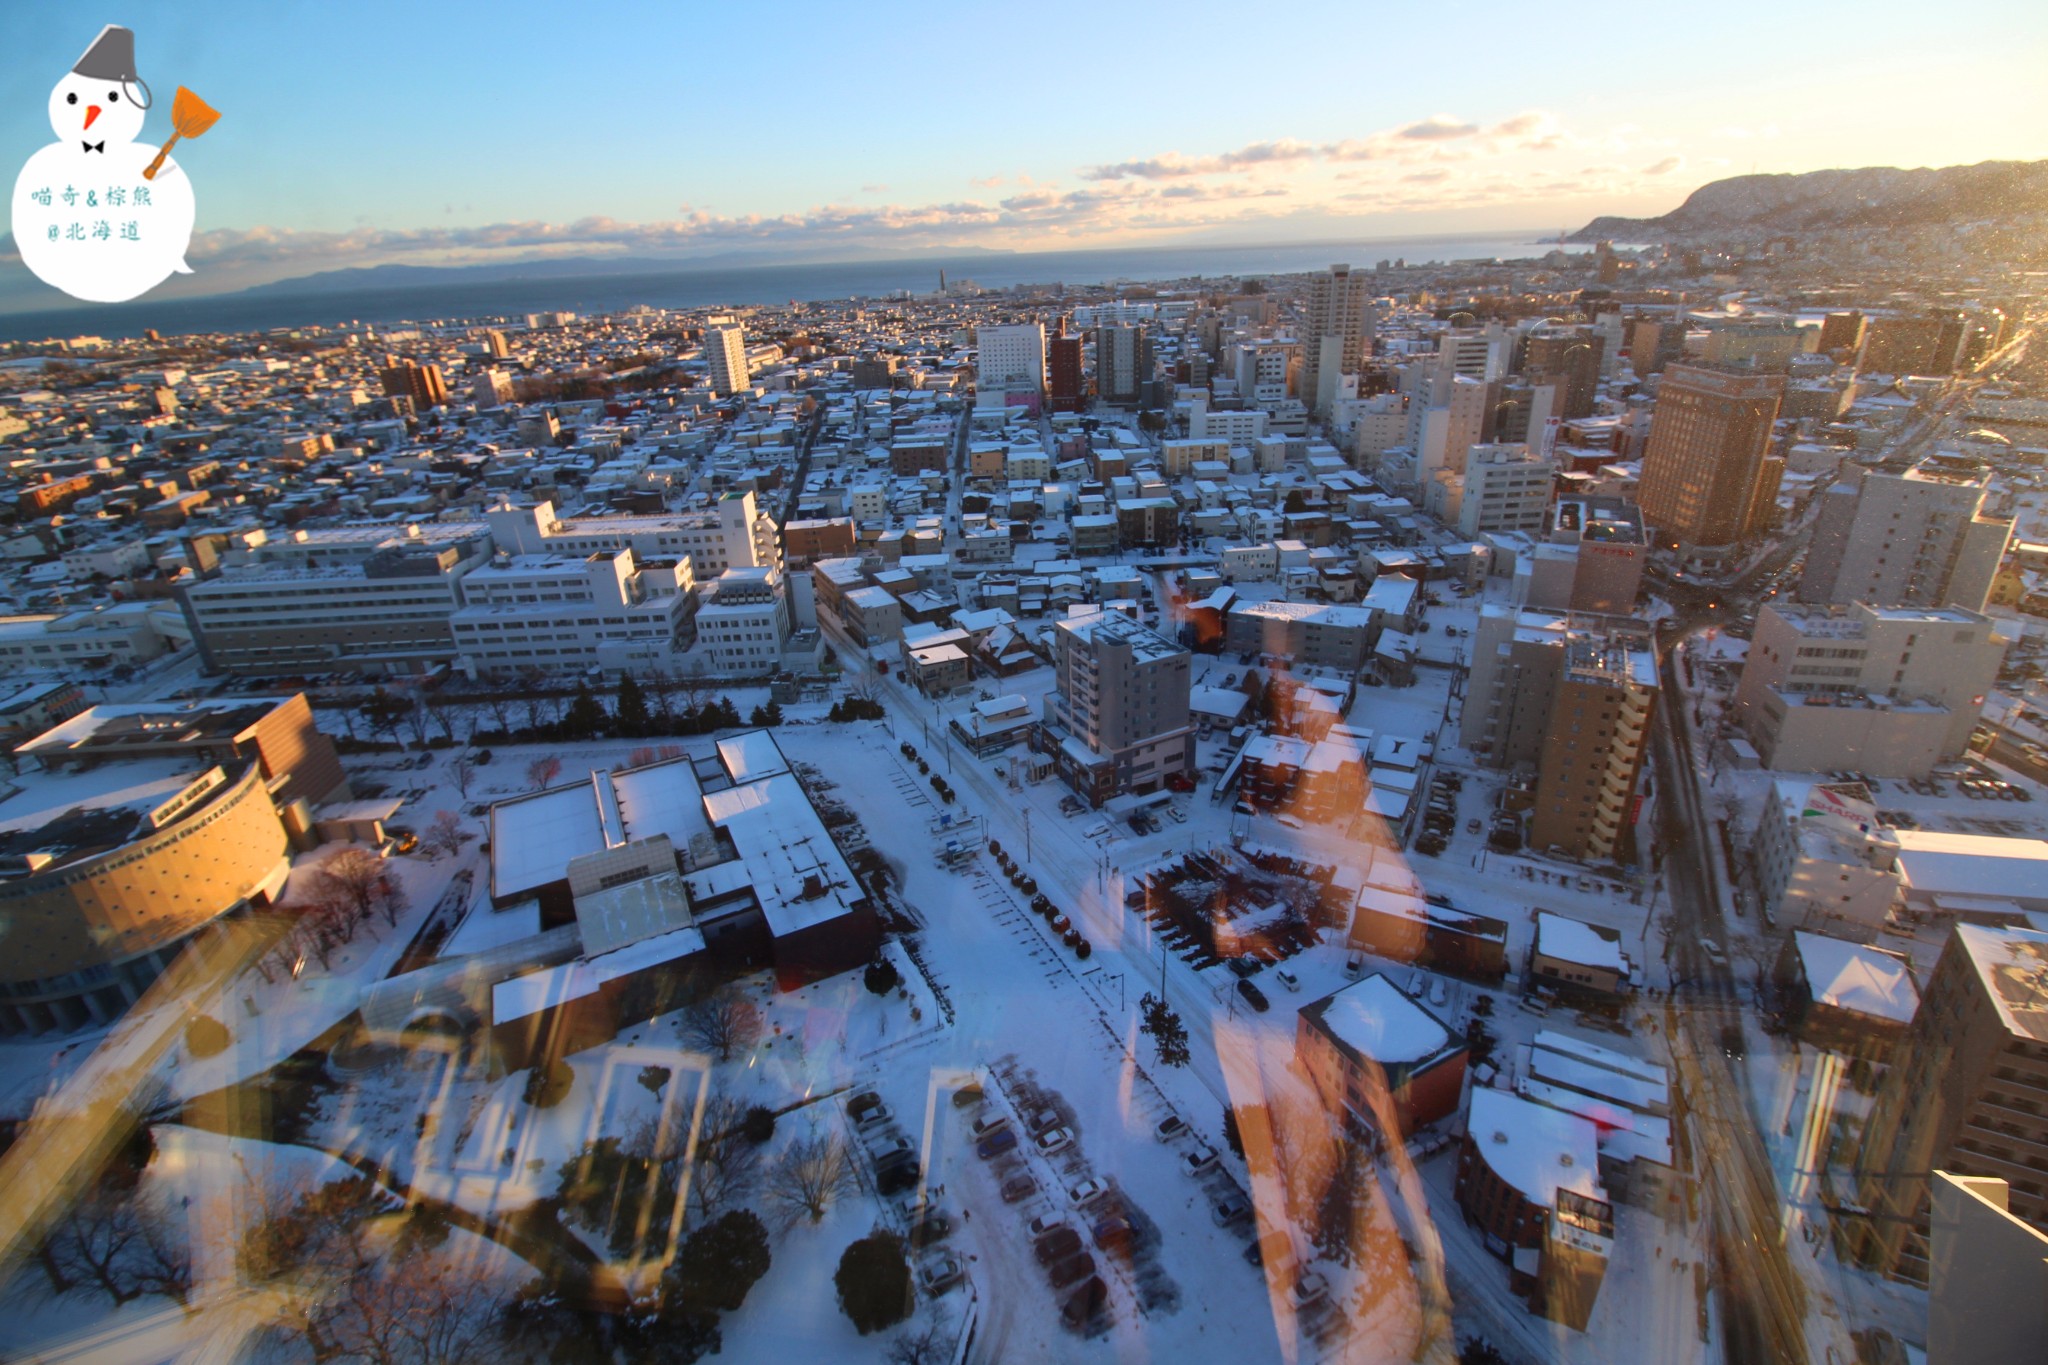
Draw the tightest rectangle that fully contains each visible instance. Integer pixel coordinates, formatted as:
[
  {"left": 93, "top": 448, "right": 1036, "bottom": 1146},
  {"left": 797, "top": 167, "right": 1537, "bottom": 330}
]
[
  {"left": 486, "top": 492, "right": 778, "bottom": 579},
  {"left": 1300, "top": 265, "right": 1379, "bottom": 417},
  {"left": 1457, "top": 443, "right": 1554, "bottom": 538},
  {"left": 1189, "top": 407, "right": 1268, "bottom": 443},
  {"left": 1733, "top": 602, "right": 2010, "bottom": 775},
  {"left": 1800, "top": 454, "right": 2012, "bottom": 612},
  {"left": 693, "top": 566, "right": 791, "bottom": 673},
  {"left": 976, "top": 323, "right": 1045, "bottom": 394},
  {"left": 706, "top": 326, "right": 751, "bottom": 396},
  {"left": 449, "top": 548, "right": 697, "bottom": 677}
]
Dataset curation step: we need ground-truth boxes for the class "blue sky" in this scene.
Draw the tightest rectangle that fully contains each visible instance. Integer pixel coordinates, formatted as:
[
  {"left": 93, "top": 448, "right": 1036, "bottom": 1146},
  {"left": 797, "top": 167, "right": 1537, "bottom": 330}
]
[{"left": 4, "top": 1, "right": 2046, "bottom": 296}]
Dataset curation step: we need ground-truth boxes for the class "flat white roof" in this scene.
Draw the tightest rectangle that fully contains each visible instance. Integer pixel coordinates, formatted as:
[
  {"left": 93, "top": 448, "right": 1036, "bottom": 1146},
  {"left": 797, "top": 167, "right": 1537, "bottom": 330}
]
[
  {"left": 1467, "top": 1087, "right": 1605, "bottom": 1209},
  {"left": 717, "top": 731, "right": 791, "bottom": 785},
  {"left": 1535, "top": 911, "right": 1628, "bottom": 975},
  {"left": 701, "top": 771, "right": 864, "bottom": 937},
  {"left": 1312, "top": 973, "right": 1455, "bottom": 1066},
  {"left": 491, "top": 780, "right": 610, "bottom": 900}
]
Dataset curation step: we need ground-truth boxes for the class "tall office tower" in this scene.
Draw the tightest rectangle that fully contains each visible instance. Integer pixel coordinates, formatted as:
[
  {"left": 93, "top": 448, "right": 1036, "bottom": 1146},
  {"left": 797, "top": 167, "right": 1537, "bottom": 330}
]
[
  {"left": 1461, "top": 608, "right": 1657, "bottom": 861},
  {"left": 1859, "top": 315, "right": 1968, "bottom": 376},
  {"left": 1801, "top": 454, "right": 2014, "bottom": 611},
  {"left": 1414, "top": 373, "right": 1493, "bottom": 487},
  {"left": 1434, "top": 324, "right": 1511, "bottom": 386},
  {"left": 1300, "top": 264, "right": 1378, "bottom": 418},
  {"left": 1530, "top": 634, "right": 1658, "bottom": 861},
  {"left": 975, "top": 322, "right": 1046, "bottom": 394},
  {"left": 1047, "top": 330, "right": 1086, "bottom": 412},
  {"left": 483, "top": 329, "right": 510, "bottom": 358},
  {"left": 473, "top": 368, "right": 516, "bottom": 408},
  {"left": 1627, "top": 318, "right": 1685, "bottom": 375},
  {"left": 1818, "top": 311, "right": 1866, "bottom": 357},
  {"left": 378, "top": 359, "right": 449, "bottom": 410},
  {"left": 1047, "top": 610, "right": 1194, "bottom": 806},
  {"left": 1093, "top": 323, "right": 1153, "bottom": 405},
  {"left": 1519, "top": 327, "right": 1606, "bottom": 420},
  {"left": 705, "top": 326, "right": 751, "bottom": 396},
  {"left": 1636, "top": 363, "right": 1785, "bottom": 554},
  {"left": 1851, "top": 924, "right": 2048, "bottom": 1285}
]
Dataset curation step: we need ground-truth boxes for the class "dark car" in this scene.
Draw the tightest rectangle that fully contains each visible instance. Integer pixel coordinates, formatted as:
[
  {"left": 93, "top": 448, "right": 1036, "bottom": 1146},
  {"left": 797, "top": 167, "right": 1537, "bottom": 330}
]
[
  {"left": 1061, "top": 1276, "right": 1110, "bottom": 1329},
  {"left": 1034, "top": 1226, "right": 1084, "bottom": 1266},
  {"left": 1720, "top": 1025, "right": 1746, "bottom": 1059},
  {"left": 976, "top": 1129, "right": 1019, "bottom": 1159},
  {"left": 1236, "top": 979, "right": 1270, "bottom": 1013},
  {"left": 908, "top": 1210, "right": 954, "bottom": 1246},
  {"left": 875, "top": 1152, "right": 920, "bottom": 1196},
  {"left": 1000, "top": 1171, "right": 1038, "bottom": 1203},
  {"left": 1091, "top": 1214, "right": 1137, "bottom": 1260},
  {"left": 1049, "top": 1250, "right": 1097, "bottom": 1291},
  {"left": 847, "top": 1090, "right": 884, "bottom": 1120}
]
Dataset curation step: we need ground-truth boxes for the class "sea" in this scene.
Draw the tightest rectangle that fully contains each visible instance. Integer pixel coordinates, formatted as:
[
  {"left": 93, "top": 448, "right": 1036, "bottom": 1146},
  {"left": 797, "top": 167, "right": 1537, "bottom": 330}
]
[{"left": 0, "top": 232, "right": 1583, "bottom": 344}]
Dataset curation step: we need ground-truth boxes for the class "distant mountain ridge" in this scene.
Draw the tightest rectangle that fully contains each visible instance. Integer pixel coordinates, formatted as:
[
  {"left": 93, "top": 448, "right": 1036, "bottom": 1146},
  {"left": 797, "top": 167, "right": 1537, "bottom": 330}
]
[
  {"left": 233, "top": 244, "right": 1018, "bottom": 297},
  {"left": 1570, "top": 159, "right": 2048, "bottom": 242}
]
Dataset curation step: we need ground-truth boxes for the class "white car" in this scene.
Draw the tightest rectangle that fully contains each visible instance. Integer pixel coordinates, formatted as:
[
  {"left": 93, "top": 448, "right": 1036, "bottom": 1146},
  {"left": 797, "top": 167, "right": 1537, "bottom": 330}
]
[
  {"left": 1067, "top": 1176, "right": 1112, "bottom": 1208},
  {"left": 1035, "top": 1125, "right": 1075, "bottom": 1156},
  {"left": 1182, "top": 1144, "right": 1220, "bottom": 1175}
]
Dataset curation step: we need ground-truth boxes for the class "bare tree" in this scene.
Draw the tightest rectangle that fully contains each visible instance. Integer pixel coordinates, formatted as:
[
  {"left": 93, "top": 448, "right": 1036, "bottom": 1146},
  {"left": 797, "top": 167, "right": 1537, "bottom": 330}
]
[
  {"left": 527, "top": 755, "right": 564, "bottom": 790},
  {"left": 320, "top": 848, "right": 387, "bottom": 925},
  {"left": 887, "top": 1310, "right": 953, "bottom": 1365},
  {"left": 448, "top": 757, "right": 475, "bottom": 799},
  {"left": 39, "top": 1186, "right": 190, "bottom": 1306},
  {"left": 423, "top": 696, "right": 463, "bottom": 744},
  {"left": 663, "top": 1094, "right": 764, "bottom": 1223},
  {"left": 481, "top": 694, "right": 517, "bottom": 738},
  {"left": 765, "top": 1134, "right": 853, "bottom": 1226},
  {"left": 376, "top": 872, "right": 410, "bottom": 929},
  {"left": 680, "top": 990, "right": 763, "bottom": 1063},
  {"left": 400, "top": 697, "right": 432, "bottom": 748},
  {"left": 423, "top": 810, "right": 465, "bottom": 859}
]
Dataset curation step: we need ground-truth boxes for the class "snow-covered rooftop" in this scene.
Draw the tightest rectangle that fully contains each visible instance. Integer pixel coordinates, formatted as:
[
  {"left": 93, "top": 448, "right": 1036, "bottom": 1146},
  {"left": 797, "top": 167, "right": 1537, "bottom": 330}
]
[
  {"left": 1793, "top": 932, "right": 1919, "bottom": 1024},
  {"left": 1466, "top": 1087, "right": 1605, "bottom": 1209},
  {"left": 1894, "top": 831, "right": 2048, "bottom": 906},
  {"left": 1307, "top": 973, "right": 1457, "bottom": 1067},
  {"left": 701, "top": 770, "right": 865, "bottom": 938},
  {"left": 1534, "top": 911, "right": 1628, "bottom": 974}
]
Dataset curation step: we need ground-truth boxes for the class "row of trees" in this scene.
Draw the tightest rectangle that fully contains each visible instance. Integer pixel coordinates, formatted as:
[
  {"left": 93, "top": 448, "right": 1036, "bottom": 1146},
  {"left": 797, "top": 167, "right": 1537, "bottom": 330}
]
[
  {"left": 252, "top": 847, "right": 409, "bottom": 983},
  {"left": 348, "top": 669, "right": 785, "bottom": 752}
]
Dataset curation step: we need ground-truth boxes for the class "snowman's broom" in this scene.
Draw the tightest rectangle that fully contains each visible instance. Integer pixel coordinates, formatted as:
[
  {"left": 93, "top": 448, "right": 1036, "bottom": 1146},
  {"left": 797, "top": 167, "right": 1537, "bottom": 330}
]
[{"left": 141, "top": 87, "right": 220, "bottom": 181}]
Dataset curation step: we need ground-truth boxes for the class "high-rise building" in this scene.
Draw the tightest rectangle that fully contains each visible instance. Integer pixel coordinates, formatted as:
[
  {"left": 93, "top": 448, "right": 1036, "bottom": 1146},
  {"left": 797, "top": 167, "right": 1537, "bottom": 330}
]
[
  {"left": 1850, "top": 924, "right": 2048, "bottom": 1285},
  {"left": 1047, "top": 331, "right": 1085, "bottom": 412},
  {"left": 379, "top": 358, "right": 449, "bottom": 410},
  {"left": 483, "top": 329, "right": 510, "bottom": 358},
  {"left": 1530, "top": 634, "right": 1658, "bottom": 860},
  {"left": 1518, "top": 497, "right": 1647, "bottom": 617},
  {"left": 1452, "top": 442, "right": 1553, "bottom": 538},
  {"left": 705, "top": 326, "right": 751, "bottom": 396},
  {"left": 1043, "top": 609, "right": 1194, "bottom": 807},
  {"left": 1093, "top": 323, "right": 1153, "bottom": 405},
  {"left": 1627, "top": 318, "right": 1685, "bottom": 375},
  {"left": 1519, "top": 328, "right": 1606, "bottom": 420},
  {"left": 1818, "top": 311, "right": 1866, "bottom": 357},
  {"left": 976, "top": 322, "right": 1045, "bottom": 394},
  {"left": 1636, "top": 363, "right": 1785, "bottom": 554},
  {"left": 1300, "top": 264, "right": 1378, "bottom": 418},
  {"left": 1462, "top": 607, "right": 1657, "bottom": 861},
  {"left": 1731, "top": 601, "right": 2008, "bottom": 775},
  {"left": 473, "top": 368, "right": 515, "bottom": 408},
  {"left": 1800, "top": 454, "right": 2013, "bottom": 612}
]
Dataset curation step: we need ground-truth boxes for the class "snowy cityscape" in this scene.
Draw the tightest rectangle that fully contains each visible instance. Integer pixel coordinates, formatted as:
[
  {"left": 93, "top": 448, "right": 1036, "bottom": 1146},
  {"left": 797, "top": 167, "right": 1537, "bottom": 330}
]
[{"left": 4, "top": 9, "right": 2048, "bottom": 1365}]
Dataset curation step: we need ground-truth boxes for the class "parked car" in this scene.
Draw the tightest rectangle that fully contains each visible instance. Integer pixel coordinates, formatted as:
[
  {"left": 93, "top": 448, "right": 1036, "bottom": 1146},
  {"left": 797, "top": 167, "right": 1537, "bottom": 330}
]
[
  {"left": 1026, "top": 1107, "right": 1062, "bottom": 1138},
  {"left": 1211, "top": 1194, "right": 1252, "bottom": 1226},
  {"left": 1236, "top": 979, "right": 1270, "bottom": 1013},
  {"left": 1028, "top": 1213, "right": 1069, "bottom": 1242},
  {"left": 976, "top": 1129, "right": 1019, "bottom": 1159},
  {"left": 1049, "top": 1250, "right": 1097, "bottom": 1291},
  {"left": 1034, "top": 1225, "right": 1083, "bottom": 1266},
  {"left": 875, "top": 1153, "right": 920, "bottom": 1196},
  {"left": 1091, "top": 1213, "right": 1137, "bottom": 1259},
  {"left": 1344, "top": 953, "right": 1365, "bottom": 978},
  {"left": 1066, "top": 1176, "right": 1112, "bottom": 1208},
  {"left": 1291, "top": 1271, "right": 1331, "bottom": 1309},
  {"left": 1035, "top": 1125, "right": 1075, "bottom": 1156},
  {"left": 970, "top": 1113, "right": 1010, "bottom": 1140},
  {"left": 1182, "top": 1144, "right": 1220, "bottom": 1176},
  {"left": 921, "top": 1252, "right": 966, "bottom": 1295},
  {"left": 1060, "top": 1275, "right": 1110, "bottom": 1329},
  {"left": 1000, "top": 1171, "right": 1038, "bottom": 1203},
  {"left": 908, "top": 1209, "right": 954, "bottom": 1246},
  {"left": 854, "top": 1104, "right": 892, "bottom": 1129},
  {"left": 950, "top": 1081, "right": 984, "bottom": 1110},
  {"left": 1154, "top": 1115, "right": 1188, "bottom": 1142},
  {"left": 1274, "top": 968, "right": 1300, "bottom": 993}
]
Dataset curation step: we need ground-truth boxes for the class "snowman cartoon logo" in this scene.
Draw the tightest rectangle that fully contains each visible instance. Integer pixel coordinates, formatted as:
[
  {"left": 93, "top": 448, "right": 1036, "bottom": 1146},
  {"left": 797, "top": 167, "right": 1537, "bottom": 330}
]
[{"left": 11, "top": 26, "right": 219, "bottom": 304}]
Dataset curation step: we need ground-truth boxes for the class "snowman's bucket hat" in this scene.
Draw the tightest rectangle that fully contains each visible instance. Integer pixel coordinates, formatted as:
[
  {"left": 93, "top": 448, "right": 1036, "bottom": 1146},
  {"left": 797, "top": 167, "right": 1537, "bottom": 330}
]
[{"left": 73, "top": 25, "right": 152, "bottom": 110}]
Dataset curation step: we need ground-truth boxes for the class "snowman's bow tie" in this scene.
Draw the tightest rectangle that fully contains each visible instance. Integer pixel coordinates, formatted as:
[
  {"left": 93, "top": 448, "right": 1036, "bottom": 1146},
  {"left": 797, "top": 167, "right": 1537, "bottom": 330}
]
[{"left": 81, "top": 141, "right": 105, "bottom": 154}]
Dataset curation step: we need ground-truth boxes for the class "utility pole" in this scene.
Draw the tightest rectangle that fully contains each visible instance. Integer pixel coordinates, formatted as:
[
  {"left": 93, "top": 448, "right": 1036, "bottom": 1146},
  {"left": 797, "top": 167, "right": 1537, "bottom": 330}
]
[{"left": 1023, "top": 807, "right": 1033, "bottom": 862}]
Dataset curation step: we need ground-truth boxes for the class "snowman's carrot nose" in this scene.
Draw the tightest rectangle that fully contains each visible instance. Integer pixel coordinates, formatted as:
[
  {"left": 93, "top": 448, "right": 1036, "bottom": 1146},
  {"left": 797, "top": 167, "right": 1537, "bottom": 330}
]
[{"left": 84, "top": 106, "right": 100, "bottom": 130}]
